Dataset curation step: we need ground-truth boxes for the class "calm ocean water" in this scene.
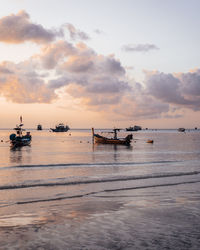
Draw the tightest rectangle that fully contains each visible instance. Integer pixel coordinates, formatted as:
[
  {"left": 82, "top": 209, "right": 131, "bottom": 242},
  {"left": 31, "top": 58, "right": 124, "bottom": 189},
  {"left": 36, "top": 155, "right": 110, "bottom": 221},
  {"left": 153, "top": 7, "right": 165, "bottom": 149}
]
[{"left": 0, "top": 129, "right": 200, "bottom": 249}]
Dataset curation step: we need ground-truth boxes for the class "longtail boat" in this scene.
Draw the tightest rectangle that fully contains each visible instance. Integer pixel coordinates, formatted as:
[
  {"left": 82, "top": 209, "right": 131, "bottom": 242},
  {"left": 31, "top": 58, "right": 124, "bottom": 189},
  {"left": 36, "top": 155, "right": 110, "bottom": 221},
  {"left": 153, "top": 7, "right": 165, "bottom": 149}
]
[
  {"left": 9, "top": 116, "right": 32, "bottom": 148},
  {"left": 92, "top": 128, "right": 133, "bottom": 145}
]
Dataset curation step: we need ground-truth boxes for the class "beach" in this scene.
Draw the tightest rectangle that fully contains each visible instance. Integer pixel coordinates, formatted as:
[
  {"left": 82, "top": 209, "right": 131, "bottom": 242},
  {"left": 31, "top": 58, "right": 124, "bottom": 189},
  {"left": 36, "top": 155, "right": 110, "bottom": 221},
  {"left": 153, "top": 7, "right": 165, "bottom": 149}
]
[{"left": 0, "top": 129, "right": 200, "bottom": 249}]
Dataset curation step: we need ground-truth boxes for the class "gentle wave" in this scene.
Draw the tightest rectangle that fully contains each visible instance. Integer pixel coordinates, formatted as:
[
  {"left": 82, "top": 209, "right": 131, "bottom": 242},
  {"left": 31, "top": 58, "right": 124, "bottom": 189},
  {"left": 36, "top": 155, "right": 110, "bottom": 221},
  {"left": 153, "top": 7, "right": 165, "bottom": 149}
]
[
  {"left": 0, "top": 160, "right": 180, "bottom": 170},
  {"left": 1, "top": 170, "right": 200, "bottom": 191},
  {"left": 17, "top": 180, "right": 200, "bottom": 205}
]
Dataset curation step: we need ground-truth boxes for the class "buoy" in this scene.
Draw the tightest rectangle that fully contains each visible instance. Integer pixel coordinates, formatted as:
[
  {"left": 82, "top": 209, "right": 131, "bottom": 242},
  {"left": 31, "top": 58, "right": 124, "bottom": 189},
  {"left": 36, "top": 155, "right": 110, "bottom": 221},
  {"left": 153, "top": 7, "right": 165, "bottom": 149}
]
[{"left": 146, "top": 139, "right": 154, "bottom": 143}]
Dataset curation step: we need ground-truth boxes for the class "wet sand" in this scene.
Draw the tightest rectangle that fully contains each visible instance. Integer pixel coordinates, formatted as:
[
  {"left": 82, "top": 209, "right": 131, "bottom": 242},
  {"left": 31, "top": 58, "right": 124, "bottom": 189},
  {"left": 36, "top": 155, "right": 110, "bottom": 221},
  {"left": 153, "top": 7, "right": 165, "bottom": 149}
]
[{"left": 1, "top": 182, "right": 200, "bottom": 250}]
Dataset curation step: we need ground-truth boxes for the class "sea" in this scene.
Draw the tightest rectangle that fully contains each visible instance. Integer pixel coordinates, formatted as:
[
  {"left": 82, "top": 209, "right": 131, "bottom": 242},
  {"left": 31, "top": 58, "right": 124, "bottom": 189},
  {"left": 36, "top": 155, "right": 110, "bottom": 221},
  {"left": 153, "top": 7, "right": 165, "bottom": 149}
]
[{"left": 0, "top": 128, "right": 200, "bottom": 249}]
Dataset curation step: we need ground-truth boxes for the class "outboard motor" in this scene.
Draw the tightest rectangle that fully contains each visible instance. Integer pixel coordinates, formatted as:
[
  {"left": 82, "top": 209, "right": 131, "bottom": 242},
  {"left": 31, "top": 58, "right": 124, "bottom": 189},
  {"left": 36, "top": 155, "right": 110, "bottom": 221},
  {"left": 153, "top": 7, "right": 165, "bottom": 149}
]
[
  {"left": 126, "top": 134, "right": 133, "bottom": 140},
  {"left": 125, "top": 134, "right": 133, "bottom": 144}
]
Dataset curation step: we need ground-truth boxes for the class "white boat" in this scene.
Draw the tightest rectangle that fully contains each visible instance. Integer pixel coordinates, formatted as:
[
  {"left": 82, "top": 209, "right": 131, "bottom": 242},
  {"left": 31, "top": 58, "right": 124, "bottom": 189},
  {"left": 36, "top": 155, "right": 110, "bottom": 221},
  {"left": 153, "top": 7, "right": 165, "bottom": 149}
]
[
  {"left": 126, "top": 125, "right": 142, "bottom": 131},
  {"left": 50, "top": 123, "right": 70, "bottom": 132}
]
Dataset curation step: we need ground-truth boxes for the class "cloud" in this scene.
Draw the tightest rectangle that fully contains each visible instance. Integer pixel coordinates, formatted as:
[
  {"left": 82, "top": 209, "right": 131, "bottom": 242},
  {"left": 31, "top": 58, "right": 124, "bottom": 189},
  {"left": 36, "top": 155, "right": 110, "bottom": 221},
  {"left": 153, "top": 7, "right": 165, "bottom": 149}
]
[
  {"left": 0, "top": 61, "right": 56, "bottom": 103},
  {"left": 46, "top": 43, "right": 130, "bottom": 107},
  {"left": 40, "top": 40, "right": 126, "bottom": 87},
  {"left": 144, "top": 70, "right": 200, "bottom": 111},
  {"left": 0, "top": 77, "right": 56, "bottom": 103},
  {"left": 0, "top": 10, "right": 200, "bottom": 121},
  {"left": 65, "top": 23, "right": 90, "bottom": 41},
  {"left": 0, "top": 64, "right": 13, "bottom": 74},
  {"left": 48, "top": 76, "right": 71, "bottom": 89},
  {"left": 38, "top": 40, "right": 76, "bottom": 69},
  {"left": 179, "top": 70, "right": 200, "bottom": 97},
  {"left": 0, "top": 38, "right": 129, "bottom": 106},
  {"left": 0, "top": 10, "right": 62, "bottom": 44},
  {"left": 145, "top": 72, "right": 185, "bottom": 104},
  {"left": 93, "top": 82, "right": 170, "bottom": 120},
  {"left": 115, "top": 95, "right": 169, "bottom": 120},
  {"left": 94, "top": 29, "right": 105, "bottom": 35},
  {"left": 122, "top": 43, "right": 159, "bottom": 52}
]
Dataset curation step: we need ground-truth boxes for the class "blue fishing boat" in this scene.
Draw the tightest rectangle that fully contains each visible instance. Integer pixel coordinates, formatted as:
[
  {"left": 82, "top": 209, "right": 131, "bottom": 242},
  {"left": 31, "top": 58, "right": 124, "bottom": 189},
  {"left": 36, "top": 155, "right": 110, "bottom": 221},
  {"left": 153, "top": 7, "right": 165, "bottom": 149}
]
[{"left": 9, "top": 116, "right": 32, "bottom": 148}]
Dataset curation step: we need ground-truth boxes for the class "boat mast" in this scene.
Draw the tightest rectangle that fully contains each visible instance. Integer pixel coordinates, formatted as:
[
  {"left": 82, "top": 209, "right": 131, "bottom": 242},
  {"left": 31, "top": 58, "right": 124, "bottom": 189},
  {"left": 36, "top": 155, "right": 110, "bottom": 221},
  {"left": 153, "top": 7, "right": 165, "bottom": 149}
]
[
  {"left": 113, "top": 129, "right": 118, "bottom": 139},
  {"left": 19, "top": 116, "right": 23, "bottom": 136},
  {"left": 92, "top": 128, "right": 95, "bottom": 143},
  {"left": 15, "top": 116, "right": 24, "bottom": 137}
]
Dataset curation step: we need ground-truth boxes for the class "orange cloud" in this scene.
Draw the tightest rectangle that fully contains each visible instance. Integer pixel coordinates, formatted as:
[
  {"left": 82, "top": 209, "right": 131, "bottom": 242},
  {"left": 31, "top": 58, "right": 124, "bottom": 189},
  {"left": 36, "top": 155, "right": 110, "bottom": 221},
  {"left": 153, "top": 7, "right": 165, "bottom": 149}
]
[{"left": 0, "top": 62, "right": 56, "bottom": 103}]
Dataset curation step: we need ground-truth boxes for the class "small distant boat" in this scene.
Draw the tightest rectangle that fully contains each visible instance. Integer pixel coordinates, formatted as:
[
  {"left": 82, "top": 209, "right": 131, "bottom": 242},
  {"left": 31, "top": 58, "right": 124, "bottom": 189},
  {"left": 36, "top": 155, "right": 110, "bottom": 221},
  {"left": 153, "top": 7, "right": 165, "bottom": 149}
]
[
  {"left": 178, "top": 128, "right": 185, "bottom": 132},
  {"left": 50, "top": 123, "right": 70, "bottom": 132},
  {"left": 126, "top": 125, "right": 142, "bottom": 131},
  {"left": 9, "top": 116, "right": 32, "bottom": 148},
  {"left": 92, "top": 128, "right": 133, "bottom": 145},
  {"left": 37, "top": 124, "right": 42, "bottom": 130}
]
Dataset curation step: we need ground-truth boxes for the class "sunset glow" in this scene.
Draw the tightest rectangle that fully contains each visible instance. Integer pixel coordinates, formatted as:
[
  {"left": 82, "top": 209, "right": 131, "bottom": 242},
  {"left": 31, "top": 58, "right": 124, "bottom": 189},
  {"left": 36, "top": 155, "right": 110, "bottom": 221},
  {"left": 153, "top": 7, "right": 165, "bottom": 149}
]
[{"left": 0, "top": 0, "right": 200, "bottom": 128}]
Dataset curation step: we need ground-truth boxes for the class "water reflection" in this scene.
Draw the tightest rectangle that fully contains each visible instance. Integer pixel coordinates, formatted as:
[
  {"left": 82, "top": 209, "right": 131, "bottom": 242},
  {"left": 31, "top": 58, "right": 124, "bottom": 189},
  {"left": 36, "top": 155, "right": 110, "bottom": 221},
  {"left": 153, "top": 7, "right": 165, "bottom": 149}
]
[
  {"left": 9, "top": 146, "right": 32, "bottom": 164},
  {"left": 92, "top": 143, "right": 133, "bottom": 162},
  {"left": 93, "top": 143, "right": 133, "bottom": 152}
]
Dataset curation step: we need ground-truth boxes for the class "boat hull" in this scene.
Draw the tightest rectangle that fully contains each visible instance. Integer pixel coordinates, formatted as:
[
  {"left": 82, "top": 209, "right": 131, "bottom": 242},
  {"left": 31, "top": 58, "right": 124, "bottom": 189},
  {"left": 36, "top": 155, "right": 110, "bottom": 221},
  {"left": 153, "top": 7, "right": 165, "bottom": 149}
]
[
  {"left": 10, "top": 135, "right": 32, "bottom": 148},
  {"left": 94, "top": 134, "right": 132, "bottom": 145},
  {"left": 126, "top": 126, "right": 142, "bottom": 131},
  {"left": 10, "top": 139, "right": 31, "bottom": 148},
  {"left": 50, "top": 128, "right": 69, "bottom": 132},
  {"left": 178, "top": 128, "right": 185, "bottom": 132},
  {"left": 50, "top": 123, "right": 70, "bottom": 132}
]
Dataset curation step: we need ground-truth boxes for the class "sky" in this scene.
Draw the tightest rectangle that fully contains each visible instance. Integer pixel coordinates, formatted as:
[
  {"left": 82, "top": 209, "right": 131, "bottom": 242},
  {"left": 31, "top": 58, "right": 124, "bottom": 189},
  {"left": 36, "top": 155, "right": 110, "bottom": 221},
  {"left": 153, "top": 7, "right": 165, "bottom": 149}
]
[{"left": 0, "top": 0, "right": 200, "bottom": 129}]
